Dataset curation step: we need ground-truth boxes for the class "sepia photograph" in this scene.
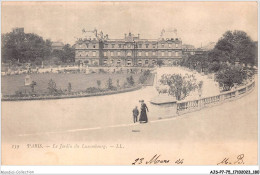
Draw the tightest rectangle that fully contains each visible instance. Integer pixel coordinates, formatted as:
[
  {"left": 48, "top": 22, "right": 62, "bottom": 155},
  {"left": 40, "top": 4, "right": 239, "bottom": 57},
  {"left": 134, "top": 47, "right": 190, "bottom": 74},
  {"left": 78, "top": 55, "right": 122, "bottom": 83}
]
[{"left": 1, "top": 0, "right": 258, "bottom": 171}]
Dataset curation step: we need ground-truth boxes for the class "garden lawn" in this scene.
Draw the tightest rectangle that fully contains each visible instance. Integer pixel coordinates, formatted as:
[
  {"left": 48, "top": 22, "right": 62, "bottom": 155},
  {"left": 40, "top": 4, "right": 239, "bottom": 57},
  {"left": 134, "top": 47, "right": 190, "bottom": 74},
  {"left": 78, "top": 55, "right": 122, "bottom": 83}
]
[{"left": 1, "top": 73, "right": 143, "bottom": 95}]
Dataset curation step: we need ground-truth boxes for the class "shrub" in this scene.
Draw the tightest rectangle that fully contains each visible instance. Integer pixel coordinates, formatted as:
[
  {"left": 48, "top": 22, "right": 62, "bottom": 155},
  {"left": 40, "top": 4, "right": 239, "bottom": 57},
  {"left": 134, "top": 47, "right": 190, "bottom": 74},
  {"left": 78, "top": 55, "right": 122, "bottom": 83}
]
[
  {"left": 106, "top": 78, "right": 115, "bottom": 90},
  {"left": 159, "top": 74, "right": 199, "bottom": 101},
  {"left": 97, "top": 80, "right": 101, "bottom": 89},
  {"left": 99, "top": 69, "right": 106, "bottom": 74},
  {"left": 68, "top": 82, "right": 72, "bottom": 93},
  {"left": 15, "top": 90, "right": 23, "bottom": 97},
  {"left": 126, "top": 75, "right": 135, "bottom": 86},
  {"left": 116, "top": 79, "right": 120, "bottom": 87},
  {"left": 47, "top": 79, "right": 57, "bottom": 95},
  {"left": 138, "top": 70, "right": 151, "bottom": 84},
  {"left": 85, "top": 87, "right": 102, "bottom": 93}
]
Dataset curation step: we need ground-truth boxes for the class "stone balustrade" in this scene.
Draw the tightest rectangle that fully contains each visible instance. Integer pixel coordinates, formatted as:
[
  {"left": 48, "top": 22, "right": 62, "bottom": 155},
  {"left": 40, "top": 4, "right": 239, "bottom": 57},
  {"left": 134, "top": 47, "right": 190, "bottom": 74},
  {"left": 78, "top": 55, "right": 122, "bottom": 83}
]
[{"left": 177, "top": 81, "right": 255, "bottom": 115}]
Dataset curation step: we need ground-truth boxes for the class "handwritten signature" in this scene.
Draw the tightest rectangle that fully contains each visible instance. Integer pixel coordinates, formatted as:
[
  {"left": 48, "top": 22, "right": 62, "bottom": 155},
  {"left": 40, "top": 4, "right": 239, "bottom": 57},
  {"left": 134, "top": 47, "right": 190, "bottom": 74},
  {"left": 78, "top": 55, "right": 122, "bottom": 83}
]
[
  {"left": 217, "top": 154, "right": 245, "bottom": 165},
  {"left": 132, "top": 154, "right": 184, "bottom": 165}
]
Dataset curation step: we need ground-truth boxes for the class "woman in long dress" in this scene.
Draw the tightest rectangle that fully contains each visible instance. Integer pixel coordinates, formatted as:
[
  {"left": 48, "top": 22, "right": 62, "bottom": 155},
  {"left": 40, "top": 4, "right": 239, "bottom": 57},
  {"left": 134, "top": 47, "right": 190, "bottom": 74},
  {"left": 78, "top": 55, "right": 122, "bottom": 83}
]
[{"left": 139, "top": 100, "right": 149, "bottom": 123}]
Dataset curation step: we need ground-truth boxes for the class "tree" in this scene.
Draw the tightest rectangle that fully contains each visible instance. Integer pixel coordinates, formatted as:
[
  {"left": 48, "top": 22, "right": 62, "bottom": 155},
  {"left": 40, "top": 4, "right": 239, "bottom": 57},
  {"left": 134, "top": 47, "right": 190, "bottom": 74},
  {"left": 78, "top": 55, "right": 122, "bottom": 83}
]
[
  {"left": 156, "top": 60, "right": 164, "bottom": 67},
  {"left": 138, "top": 70, "right": 151, "bottom": 84},
  {"left": 215, "top": 65, "right": 247, "bottom": 91},
  {"left": 116, "top": 79, "right": 120, "bottom": 87},
  {"left": 48, "top": 79, "right": 57, "bottom": 95},
  {"left": 1, "top": 32, "right": 51, "bottom": 64},
  {"left": 208, "top": 62, "right": 221, "bottom": 73},
  {"left": 159, "top": 74, "right": 199, "bottom": 101},
  {"left": 107, "top": 78, "right": 114, "bottom": 90},
  {"left": 61, "top": 44, "right": 75, "bottom": 63},
  {"left": 52, "top": 50, "right": 64, "bottom": 61},
  {"left": 180, "top": 53, "right": 210, "bottom": 72},
  {"left": 68, "top": 82, "right": 72, "bottom": 93},
  {"left": 97, "top": 80, "right": 101, "bottom": 89},
  {"left": 127, "top": 75, "right": 135, "bottom": 86},
  {"left": 30, "top": 81, "right": 37, "bottom": 93},
  {"left": 198, "top": 81, "right": 203, "bottom": 97},
  {"left": 210, "top": 30, "right": 256, "bottom": 65}
]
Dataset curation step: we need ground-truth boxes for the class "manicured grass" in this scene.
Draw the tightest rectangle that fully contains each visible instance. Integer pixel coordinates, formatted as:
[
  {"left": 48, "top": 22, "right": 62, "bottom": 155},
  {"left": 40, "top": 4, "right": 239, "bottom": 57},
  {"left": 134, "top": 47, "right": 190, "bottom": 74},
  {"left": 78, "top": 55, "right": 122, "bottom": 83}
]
[{"left": 1, "top": 72, "right": 143, "bottom": 95}]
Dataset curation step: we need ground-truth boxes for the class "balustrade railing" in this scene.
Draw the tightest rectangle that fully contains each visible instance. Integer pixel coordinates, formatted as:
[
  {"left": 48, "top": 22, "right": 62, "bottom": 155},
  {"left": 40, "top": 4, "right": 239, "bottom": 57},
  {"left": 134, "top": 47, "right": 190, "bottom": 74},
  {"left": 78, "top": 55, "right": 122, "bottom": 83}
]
[{"left": 177, "top": 81, "right": 255, "bottom": 114}]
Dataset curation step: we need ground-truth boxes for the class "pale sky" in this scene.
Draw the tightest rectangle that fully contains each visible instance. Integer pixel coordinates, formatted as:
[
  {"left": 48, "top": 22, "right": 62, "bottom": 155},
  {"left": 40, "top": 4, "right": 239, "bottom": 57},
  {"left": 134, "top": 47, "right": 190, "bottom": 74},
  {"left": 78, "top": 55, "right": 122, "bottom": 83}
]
[{"left": 2, "top": 1, "right": 258, "bottom": 48}]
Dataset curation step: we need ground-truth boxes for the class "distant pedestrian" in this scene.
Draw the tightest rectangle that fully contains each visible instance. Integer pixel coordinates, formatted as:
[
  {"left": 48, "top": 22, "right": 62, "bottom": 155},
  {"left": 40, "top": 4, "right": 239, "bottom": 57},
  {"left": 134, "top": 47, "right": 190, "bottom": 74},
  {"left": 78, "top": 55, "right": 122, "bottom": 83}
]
[
  {"left": 139, "top": 100, "right": 149, "bottom": 123},
  {"left": 132, "top": 106, "right": 139, "bottom": 123}
]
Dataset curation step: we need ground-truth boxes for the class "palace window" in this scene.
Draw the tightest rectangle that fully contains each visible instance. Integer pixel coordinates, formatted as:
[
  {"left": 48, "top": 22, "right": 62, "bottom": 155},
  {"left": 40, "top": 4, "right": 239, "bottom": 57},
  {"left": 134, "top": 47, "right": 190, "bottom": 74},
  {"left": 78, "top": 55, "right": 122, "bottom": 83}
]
[
  {"left": 139, "top": 44, "right": 142, "bottom": 48},
  {"left": 119, "top": 44, "right": 121, "bottom": 48},
  {"left": 104, "top": 59, "right": 107, "bottom": 64},
  {"left": 138, "top": 52, "right": 142, "bottom": 56},
  {"left": 146, "top": 44, "right": 149, "bottom": 48},
  {"left": 145, "top": 60, "right": 149, "bottom": 64},
  {"left": 175, "top": 51, "right": 178, "bottom": 56},
  {"left": 93, "top": 51, "right": 96, "bottom": 57},
  {"left": 138, "top": 60, "right": 142, "bottom": 66},
  {"left": 168, "top": 51, "right": 171, "bottom": 56},
  {"left": 104, "top": 51, "right": 107, "bottom": 56},
  {"left": 153, "top": 44, "right": 156, "bottom": 48},
  {"left": 153, "top": 51, "right": 156, "bottom": 56},
  {"left": 161, "top": 44, "right": 164, "bottom": 48},
  {"left": 146, "top": 52, "right": 149, "bottom": 57},
  {"left": 105, "top": 44, "right": 108, "bottom": 48},
  {"left": 112, "top": 44, "right": 115, "bottom": 48},
  {"left": 162, "top": 51, "right": 165, "bottom": 56},
  {"left": 175, "top": 43, "right": 179, "bottom": 48},
  {"left": 127, "top": 59, "right": 132, "bottom": 66},
  {"left": 93, "top": 45, "right": 96, "bottom": 48},
  {"left": 127, "top": 51, "right": 132, "bottom": 56},
  {"left": 111, "top": 52, "right": 114, "bottom": 56},
  {"left": 117, "top": 59, "right": 121, "bottom": 64},
  {"left": 118, "top": 51, "right": 120, "bottom": 56},
  {"left": 168, "top": 43, "right": 172, "bottom": 48},
  {"left": 78, "top": 51, "right": 82, "bottom": 57}
]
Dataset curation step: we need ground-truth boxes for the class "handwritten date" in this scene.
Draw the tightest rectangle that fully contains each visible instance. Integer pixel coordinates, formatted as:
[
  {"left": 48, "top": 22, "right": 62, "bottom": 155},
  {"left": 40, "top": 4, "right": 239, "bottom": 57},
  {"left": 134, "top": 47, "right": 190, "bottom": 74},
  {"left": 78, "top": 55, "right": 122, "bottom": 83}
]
[{"left": 132, "top": 154, "right": 184, "bottom": 165}]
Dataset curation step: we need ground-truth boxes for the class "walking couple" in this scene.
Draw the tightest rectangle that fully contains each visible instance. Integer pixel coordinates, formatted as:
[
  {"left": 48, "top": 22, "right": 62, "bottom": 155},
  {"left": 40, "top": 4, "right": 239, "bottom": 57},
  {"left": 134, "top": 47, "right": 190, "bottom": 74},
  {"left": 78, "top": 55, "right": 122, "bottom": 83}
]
[{"left": 132, "top": 100, "right": 149, "bottom": 123}]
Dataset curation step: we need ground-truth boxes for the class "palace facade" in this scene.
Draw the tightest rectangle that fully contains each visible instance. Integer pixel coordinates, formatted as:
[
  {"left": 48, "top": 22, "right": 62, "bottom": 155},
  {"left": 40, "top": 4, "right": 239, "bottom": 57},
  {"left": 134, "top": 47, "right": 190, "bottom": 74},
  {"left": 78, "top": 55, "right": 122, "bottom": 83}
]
[{"left": 74, "top": 32, "right": 182, "bottom": 67}]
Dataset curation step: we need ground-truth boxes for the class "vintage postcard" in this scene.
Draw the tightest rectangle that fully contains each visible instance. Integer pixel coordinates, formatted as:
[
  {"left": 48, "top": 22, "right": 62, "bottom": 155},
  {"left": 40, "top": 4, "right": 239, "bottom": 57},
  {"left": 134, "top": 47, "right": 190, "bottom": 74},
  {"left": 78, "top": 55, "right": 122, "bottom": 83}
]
[{"left": 1, "top": 0, "right": 258, "bottom": 171}]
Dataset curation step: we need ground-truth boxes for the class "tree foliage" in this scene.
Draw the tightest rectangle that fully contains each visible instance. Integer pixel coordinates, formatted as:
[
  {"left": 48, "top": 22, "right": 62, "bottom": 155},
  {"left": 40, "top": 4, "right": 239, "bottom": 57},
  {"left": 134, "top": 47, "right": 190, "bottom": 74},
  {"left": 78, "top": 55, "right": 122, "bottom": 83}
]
[
  {"left": 156, "top": 60, "right": 164, "bottom": 67},
  {"left": 180, "top": 30, "right": 257, "bottom": 74},
  {"left": 215, "top": 65, "right": 248, "bottom": 91},
  {"left": 1, "top": 31, "right": 75, "bottom": 65},
  {"left": 159, "top": 74, "right": 199, "bottom": 101},
  {"left": 1, "top": 32, "right": 52, "bottom": 63},
  {"left": 53, "top": 44, "right": 75, "bottom": 63},
  {"left": 209, "top": 30, "right": 257, "bottom": 65},
  {"left": 180, "top": 53, "right": 209, "bottom": 72}
]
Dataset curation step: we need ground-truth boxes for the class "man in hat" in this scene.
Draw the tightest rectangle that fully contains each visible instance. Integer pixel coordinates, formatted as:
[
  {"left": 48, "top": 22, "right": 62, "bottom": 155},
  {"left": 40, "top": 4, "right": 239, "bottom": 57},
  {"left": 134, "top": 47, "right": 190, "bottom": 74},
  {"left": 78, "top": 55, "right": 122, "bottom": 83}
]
[{"left": 132, "top": 106, "right": 139, "bottom": 123}]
